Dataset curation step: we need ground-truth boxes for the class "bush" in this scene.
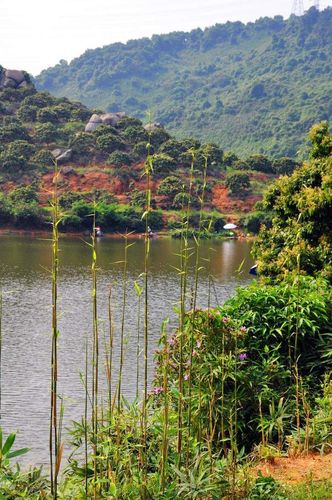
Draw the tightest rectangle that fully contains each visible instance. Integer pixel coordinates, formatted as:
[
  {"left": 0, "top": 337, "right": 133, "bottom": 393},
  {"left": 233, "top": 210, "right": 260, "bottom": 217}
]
[
  {"left": 225, "top": 172, "right": 250, "bottom": 193},
  {"left": 34, "top": 123, "right": 58, "bottom": 143},
  {"left": 96, "top": 133, "right": 126, "bottom": 154},
  {"left": 107, "top": 150, "right": 133, "bottom": 167},
  {"left": 246, "top": 154, "right": 274, "bottom": 173},
  {"left": 272, "top": 157, "right": 300, "bottom": 175},
  {"left": 157, "top": 176, "right": 184, "bottom": 197},
  {"left": 241, "top": 211, "right": 273, "bottom": 234},
  {"left": 150, "top": 153, "right": 177, "bottom": 176},
  {"left": 154, "top": 277, "right": 332, "bottom": 453},
  {"left": 36, "top": 107, "right": 59, "bottom": 124},
  {"left": 17, "top": 104, "right": 38, "bottom": 122}
]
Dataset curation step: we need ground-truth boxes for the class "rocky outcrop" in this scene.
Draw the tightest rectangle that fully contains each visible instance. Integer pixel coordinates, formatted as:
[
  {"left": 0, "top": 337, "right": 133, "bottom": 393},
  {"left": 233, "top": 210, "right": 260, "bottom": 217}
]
[
  {"left": 144, "top": 122, "right": 164, "bottom": 131},
  {"left": 51, "top": 148, "right": 73, "bottom": 164},
  {"left": 85, "top": 111, "right": 126, "bottom": 132},
  {"left": 0, "top": 67, "right": 31, "bottom": 89}
]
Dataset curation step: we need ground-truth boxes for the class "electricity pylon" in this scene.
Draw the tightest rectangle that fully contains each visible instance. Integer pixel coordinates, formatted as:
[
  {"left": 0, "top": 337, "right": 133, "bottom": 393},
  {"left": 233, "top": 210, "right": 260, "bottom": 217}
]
[{"left": 291, "top": 0, "right": 304, "bottom": 15}]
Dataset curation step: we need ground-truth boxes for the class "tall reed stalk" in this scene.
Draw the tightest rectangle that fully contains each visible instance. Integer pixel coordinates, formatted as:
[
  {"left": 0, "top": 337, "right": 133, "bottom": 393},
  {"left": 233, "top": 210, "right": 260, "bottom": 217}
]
[
  {"left": 141, "top": 129, "right": 152, "bottom": 490},
  {"left": 187, "top": 154, "right": 209, "bottom": 461},
  {"left": 177, "top": 151, "right": 195, "bottom": 468},
  {"left": 90, "top": 206, "right": 99, "bottom": 498},
  {"left": 117, "top": 234, "right": 132, "bottom": 409},
  {"left": 50, "top": 160, "right": 60, "bottom": 499}
]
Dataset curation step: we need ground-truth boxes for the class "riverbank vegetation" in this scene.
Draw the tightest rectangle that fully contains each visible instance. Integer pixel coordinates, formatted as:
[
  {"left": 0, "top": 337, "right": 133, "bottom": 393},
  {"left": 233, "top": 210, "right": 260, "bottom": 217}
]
[{"left": 0, "top": 121, "right": 331, "bottom": 498}]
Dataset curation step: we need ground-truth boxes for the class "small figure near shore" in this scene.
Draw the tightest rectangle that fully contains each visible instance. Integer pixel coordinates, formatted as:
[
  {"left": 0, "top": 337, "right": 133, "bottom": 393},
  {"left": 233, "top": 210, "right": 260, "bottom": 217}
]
[{"left": 95, "top": 226, "right": 103, "bottom": 237}]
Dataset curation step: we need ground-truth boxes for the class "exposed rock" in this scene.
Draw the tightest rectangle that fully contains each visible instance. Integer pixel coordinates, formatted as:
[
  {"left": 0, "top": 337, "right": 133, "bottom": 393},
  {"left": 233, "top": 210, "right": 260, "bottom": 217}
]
[
  {"left": 144, "top": 122, "right": 164, "bottom": 131},
  {"left": 100, "top": 112, "right": 126, "bottom": 126},
  {"left": 5, "top": 69, "right": 25, "bottom": 84},
  {"left": 85, "top": 111, "right": 126, "bottom": 132},
  {"left": 0, "top": 68, "right": 31, "bottom": 89},
  {"left": 51, "top": 148, "right": 72, "bottom": 164},
  {"left": 61, "top": 166, "right": 76, "bottom": 176}
]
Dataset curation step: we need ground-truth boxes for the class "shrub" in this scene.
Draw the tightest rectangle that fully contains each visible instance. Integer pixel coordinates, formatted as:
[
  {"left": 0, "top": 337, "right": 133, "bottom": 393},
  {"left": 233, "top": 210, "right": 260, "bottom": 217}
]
[
  {"left": 157, "top": 176, "right": 184, "bottom": 197},
  {"left": 272, "top": 157, "right": 300, "bottom": 175},
  {"left": 96, "top": 133, "right": 126, "bottom": 154},
  {"left": 150, "top": 153, "right": 177, "bottom": 176},
  {"left": 225, "top": 172, "right": 250, "bottom": 193},
  {"left": 34, "top": 123, "right": 58, "bottom": 143},
  {"left": 36, "top": 107, "right": 58, "bottom": 124},
  {"left": 246, "top": 154, "right": 274, "bottom": 173},
  {"left": 107, "top": 150, "right": 133, "bottom": 167},
  {"left": 17, "top": 104, "right": 38, "bottom": 122}
]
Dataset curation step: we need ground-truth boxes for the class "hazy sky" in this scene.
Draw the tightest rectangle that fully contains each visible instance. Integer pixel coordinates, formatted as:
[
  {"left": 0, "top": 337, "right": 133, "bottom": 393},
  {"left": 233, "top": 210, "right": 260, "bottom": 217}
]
[{"left": 1, "top": 0, "right": 331, "bottom": 75}]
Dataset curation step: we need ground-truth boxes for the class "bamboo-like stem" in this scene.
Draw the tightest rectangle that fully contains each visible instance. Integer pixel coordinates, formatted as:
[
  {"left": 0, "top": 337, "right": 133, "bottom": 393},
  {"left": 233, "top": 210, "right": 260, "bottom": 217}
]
[
  {"left": 135, "top": 282, "right": 143, "bottom": 400},
  {"left": 117, "top": 234, "right": 130, "bottom": 410},
  {"left": 160, "top": 320, "right": 169, "bottom": 493},
  {"left": 84, "top": 337, "right": 89, "bottom": 497},
  {"left": 50, "top": 159, "right": 60, "bottom": 499},
  {"left": 91, "top": 207, "right": 99, "bottom": 499},
  {"left": 177, "top": 151, "right": 195, "bottom": 468},
  {"left": 107, "top": 286, "right": 114, "bottom": 420},
  {"left": 141, "top": 127, "right": 152, "bottom": 492}
]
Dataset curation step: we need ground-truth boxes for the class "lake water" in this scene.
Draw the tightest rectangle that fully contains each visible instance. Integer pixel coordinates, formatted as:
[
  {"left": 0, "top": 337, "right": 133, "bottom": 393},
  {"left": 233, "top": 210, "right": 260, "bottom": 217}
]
[{"left": 0, "top": 234, "right": 254, "bottom": 465}]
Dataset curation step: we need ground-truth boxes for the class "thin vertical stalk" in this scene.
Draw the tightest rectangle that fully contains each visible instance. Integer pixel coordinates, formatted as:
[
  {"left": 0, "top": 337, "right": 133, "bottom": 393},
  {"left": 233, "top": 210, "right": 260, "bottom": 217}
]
[
  {"left": 117, "top": 234, "right": 130, "bottom": 410},
  {"left": 177, "top": 151, "right": 195, "bottom": 468},
  {"left": 187, "top": 154, "right": 208, "bottom": 462},
  {"left": 141, "top": 127, "right": 152, "bottom": 491},
  {"left": 91, "top": 207, "right": 99, "bottom": 499},
  {"left": 107, "top": 286, "right": 114, "bottom": 420},
  {"left": 50, "top": 159, "right": 60, "bottom": 499},
  {"left": 134, "top": 282, "right": 143, "bottom": 400},
  {"left": 84, "top": 337, "right": 89, "bottom": 498},
  {"left": 160, "top": 320, "right": 169, "bottom": 493}
]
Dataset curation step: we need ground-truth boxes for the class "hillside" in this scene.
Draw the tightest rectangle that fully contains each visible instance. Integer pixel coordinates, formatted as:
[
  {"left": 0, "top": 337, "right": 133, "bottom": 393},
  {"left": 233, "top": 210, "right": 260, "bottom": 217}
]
[
  {"left": 35, "top": 7, "right": 332, "bottom": 158},
  {"left": 0, "top": 67, "right": 302, "bottom": 233}
]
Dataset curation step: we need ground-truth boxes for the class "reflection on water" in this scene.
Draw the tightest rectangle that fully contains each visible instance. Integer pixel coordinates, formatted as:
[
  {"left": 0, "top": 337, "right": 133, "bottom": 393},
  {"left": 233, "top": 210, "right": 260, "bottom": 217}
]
[{"left": 0, "top": 235, "right": 254, "bottom": 465}]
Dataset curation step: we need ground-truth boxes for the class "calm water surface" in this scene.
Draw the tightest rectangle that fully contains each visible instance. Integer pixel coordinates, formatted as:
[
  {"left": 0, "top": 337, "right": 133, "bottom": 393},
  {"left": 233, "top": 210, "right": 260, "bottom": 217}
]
[{"left": 0, "top": 234, "right": 254, "bottom": 465}]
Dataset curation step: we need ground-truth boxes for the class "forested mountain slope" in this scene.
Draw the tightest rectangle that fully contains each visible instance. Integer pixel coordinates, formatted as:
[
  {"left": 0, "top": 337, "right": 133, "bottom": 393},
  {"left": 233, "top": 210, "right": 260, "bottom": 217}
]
[{"left": 35, "top": 7, "right": 332, "bottom": 157}]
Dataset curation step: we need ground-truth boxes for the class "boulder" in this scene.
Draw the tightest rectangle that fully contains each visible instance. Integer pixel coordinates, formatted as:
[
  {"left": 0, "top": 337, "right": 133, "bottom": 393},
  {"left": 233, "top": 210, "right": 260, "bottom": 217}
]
[
  {"left": 85, "top": 111, "right": 126, "bottom": 132},
  {"left": 100, "top": 112, "right": 126, "bottom": 126},
  {"left": 2, "top": 77, "right": 17, "bottom": 88},
  {"left": 0, "top": 67, "right": 32, "bottom": 90},
  {"left": 51, "top": 148, "right": 72, "bottom": 164},
  {"left": 5, "top": 69, "right": 25, "bottom": 84}
]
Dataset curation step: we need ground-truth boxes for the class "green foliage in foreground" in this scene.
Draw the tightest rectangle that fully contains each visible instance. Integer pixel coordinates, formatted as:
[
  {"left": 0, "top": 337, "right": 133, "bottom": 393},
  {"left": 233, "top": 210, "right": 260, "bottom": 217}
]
[
  {"left": 253, "top": 122, "right": 332, "bottom": 281},
  {"left": 35, "top": 8, "right": 332, "bottom": 157},
  {"left": 0, "top": 277, "right": 332, "bottom": 497}
]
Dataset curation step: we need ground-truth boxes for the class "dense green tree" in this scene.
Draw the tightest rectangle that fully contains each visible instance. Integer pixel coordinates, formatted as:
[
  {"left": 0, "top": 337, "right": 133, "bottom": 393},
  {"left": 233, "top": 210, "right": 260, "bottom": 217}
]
[
  {"left": 157, "top": 176, "right": 184, "bottom": 197},
  {"left": 246, "top": 154, "right": 274, "bottom": 173},
  {"left": 253, "top": 122, "right": 332, "bottom": 281},
  {"left": 107, "top": 150, "right": 133, "bottom": 166},
  {"left": 17, "top": 104, "right": 38, "bottom": 122},
  {"left": 272, "top": 157, "right": 300, "bottom": 175},
  {"left": 34, "top": 123, "right": 58, "bottom": 143},
  {"left": 150, "top": 153, "right": 177, "bottom": 176},
  {"left": 96, "top": 133, "right": 126, "bottom": 153},
  {"left": 225, "top": 172, "right": 251, "bottom": 194}
]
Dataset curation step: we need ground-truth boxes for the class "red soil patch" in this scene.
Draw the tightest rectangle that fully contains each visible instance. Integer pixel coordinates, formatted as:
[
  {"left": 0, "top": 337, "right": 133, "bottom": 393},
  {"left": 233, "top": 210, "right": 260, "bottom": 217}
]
[
  {"left": 253, "top": 453, "right": 332, "bottom": 483},
  {"left": 212, "top": 184, "right": 261, "bottom": 214}
]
